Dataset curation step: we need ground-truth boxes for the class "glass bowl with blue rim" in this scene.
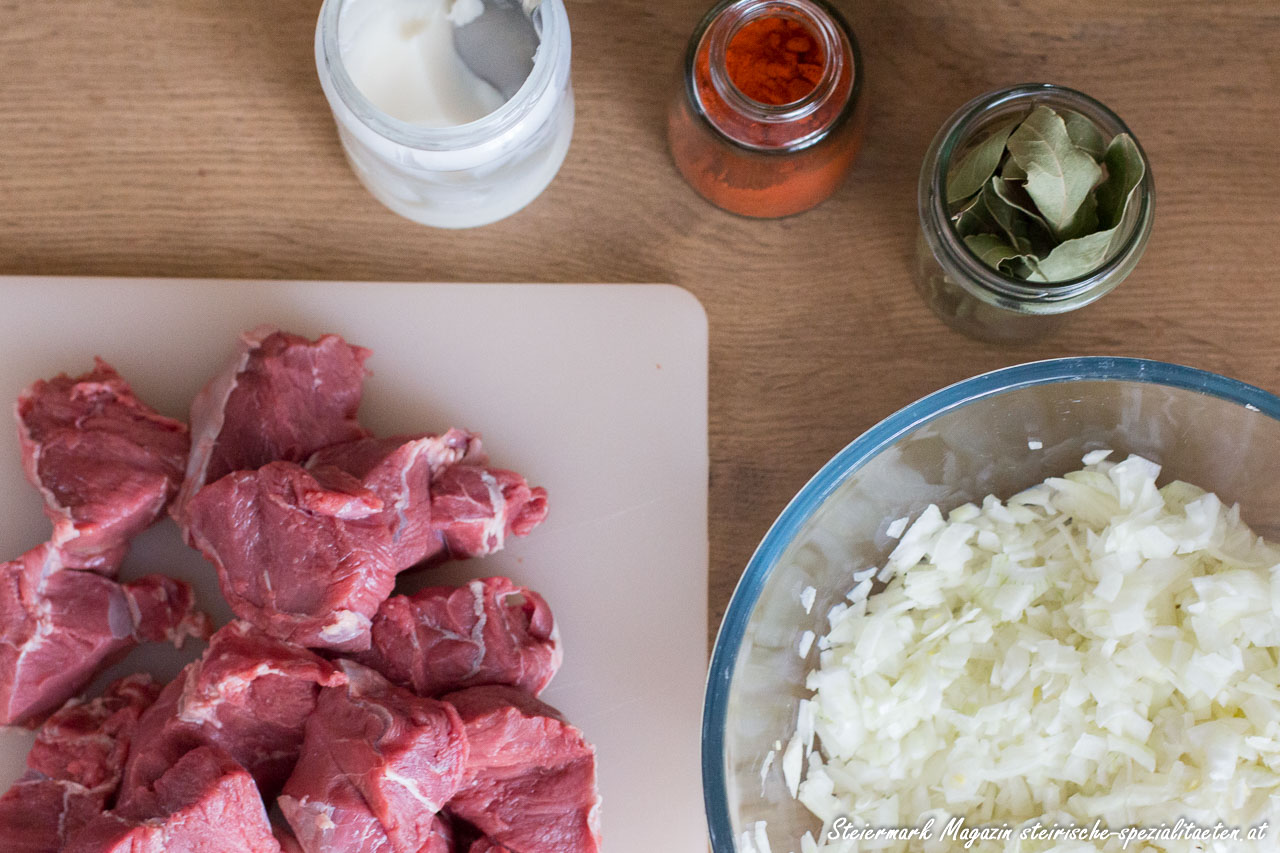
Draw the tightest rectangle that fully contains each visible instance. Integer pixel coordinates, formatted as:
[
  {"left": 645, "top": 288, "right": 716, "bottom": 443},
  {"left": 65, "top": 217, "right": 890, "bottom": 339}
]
[{"left": 703, "top": 357, "right": 1280, "bottom": 852}]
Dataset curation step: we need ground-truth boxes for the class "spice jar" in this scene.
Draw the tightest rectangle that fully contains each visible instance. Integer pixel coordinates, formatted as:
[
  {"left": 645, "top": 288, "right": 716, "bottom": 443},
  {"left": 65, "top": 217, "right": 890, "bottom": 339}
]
[
  {"left": 315, "top": 0, "right": 574, "bottom": 229},
  {"left": 668, "top": 0, "right": 865, "bottom": 218},
  {"left": 916, "top": 84, "right": 1155, "bottom": 343}
]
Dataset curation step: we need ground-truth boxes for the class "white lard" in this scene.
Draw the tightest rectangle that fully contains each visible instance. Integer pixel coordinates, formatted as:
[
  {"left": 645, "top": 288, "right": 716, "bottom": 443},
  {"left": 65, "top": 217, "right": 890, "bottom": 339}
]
[{"left": 338, "top": 0, "right": 505, "bottom": 127}]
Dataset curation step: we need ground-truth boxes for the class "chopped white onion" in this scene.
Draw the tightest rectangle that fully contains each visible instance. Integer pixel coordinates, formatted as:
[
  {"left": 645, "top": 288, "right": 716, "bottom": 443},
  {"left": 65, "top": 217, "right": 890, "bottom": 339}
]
[
  {"left": 800, "top": 585, "right": 817, "bottom": 614},
  {"left": 793, "top": 452, "right": 1280, "bottom": 851}
]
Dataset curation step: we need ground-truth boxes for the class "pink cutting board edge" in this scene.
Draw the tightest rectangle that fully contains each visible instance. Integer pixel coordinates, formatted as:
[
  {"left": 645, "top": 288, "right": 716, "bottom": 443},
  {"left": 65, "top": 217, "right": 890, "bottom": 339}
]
[{"left": 0, "top": 278, "right": 710, "bottom": 851}]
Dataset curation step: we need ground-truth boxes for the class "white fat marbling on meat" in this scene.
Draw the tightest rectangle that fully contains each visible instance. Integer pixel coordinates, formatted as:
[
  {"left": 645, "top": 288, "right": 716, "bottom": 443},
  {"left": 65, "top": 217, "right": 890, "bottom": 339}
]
[
  {"left": 56, "top": 781, "right": 73, "bottom": 841},
  {"left": 424, "top": 429, "right": 476, "bottom": 472},
  {"left": 177, "top": 660, "right": 296, "bottom": 728},
  {"left": 6, "top": 548, "right": 60, "bottom": 719},
  {"left": 382, "top": 767, "right": 446, "bottom": 814},
  {"left": 175, "top": 324, "right": 276, "bottom": 523},
  {"left": 479, "top": 470, "right": 508, "bottom": 554},
  {"left": 389, "top": 440, "right": 429, "bottom": 545},
  {"left": 123, "top": 584, "right": 145, "bottom": 634},
  {"left": 458, "top": 580, "right": 490, "bottom": 679},
  {"left": 319, "top": 610, "right": 371, "bottom": 645}
]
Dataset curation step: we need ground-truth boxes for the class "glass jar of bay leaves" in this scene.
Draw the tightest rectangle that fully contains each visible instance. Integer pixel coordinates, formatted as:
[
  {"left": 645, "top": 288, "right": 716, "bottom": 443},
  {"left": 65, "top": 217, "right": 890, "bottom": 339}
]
[{"left": 916, "top": 84, "right": 1154, "bottom": 343}]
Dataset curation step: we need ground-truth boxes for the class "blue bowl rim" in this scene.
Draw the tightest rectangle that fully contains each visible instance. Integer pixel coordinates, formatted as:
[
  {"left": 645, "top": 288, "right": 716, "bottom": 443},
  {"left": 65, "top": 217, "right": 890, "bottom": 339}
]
[{"left": 702, "top": 356, "right": 1280, "bottom": 851}]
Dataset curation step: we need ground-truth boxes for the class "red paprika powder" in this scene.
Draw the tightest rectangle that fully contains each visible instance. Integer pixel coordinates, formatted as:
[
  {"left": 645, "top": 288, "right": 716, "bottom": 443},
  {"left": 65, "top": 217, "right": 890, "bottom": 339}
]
[
  {"left": 668, "top": 0, "right": 865, "bottom": 218},
  {"left": 726, "top": 16, "right": 826, "bottom": 105}
]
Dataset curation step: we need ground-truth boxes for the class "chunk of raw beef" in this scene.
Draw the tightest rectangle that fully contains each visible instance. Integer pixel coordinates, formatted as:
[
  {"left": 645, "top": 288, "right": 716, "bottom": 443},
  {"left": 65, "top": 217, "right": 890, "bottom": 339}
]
[
  {"left": 0, "top": 777, "right": 103, "bottom": 853},
  {"left": 355, "top": 578, "right": 561, "bottom": 697},
  {"left": 119, "top": 621, "right": 346, "bottom": 803},
  {"left": 0, "top": 544, "right": 208, "bottom": 726},
  {"left": 65, "top": 746, "right": 282, "bottom": 853},
  {"left": 0, "top": 674, "right": 161, "bottom": 853},
  {"left": 279, "top": 660, "right": 467, "bottom": 853},
  {"left": 418, "top": 816, "right": 456, "bottom": 853},
  {"left": 26, "top": 673, "right": 161, "bottom": 794},
  {"left": 185, "top": 461, "right": 401, "bottom": 652},
  {"left": 306, "top": 429, "right": 480, "bottom": 570},
  {"left": 274, "top": 825, "right": 306, "bottom": 853},
  {"left": 173, "top": 326, "right": 371, "bottom": 527},
  {"left": 16, "top": 358, "right": 190, "bottom": 571},
  {"left": 430, "top": 464, "right": 548, "bottom": 560},
  {"left": 443, "top": 686, "right": 601, "bottom": 853},
  {"left": 469, "top": 840, "right": 514, "bottom": 853}
]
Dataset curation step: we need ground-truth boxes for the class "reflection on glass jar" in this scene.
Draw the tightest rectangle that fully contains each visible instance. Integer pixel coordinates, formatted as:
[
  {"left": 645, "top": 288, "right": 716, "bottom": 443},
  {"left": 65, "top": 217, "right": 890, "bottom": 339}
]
[
  {"left": 916, "top": 84, "right": 1154, "bottom": 343},
  {"left": 315, "top": 0, "right": 574, "bottom": 229},
  {"left": 668, "top": 0, "right": 866, "bottom": 219}
]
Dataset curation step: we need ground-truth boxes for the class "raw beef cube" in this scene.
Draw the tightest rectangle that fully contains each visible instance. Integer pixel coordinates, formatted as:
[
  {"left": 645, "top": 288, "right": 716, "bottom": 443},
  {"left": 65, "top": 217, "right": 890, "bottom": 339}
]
[
  {"left": 306, "top": 429, "right": 480, "bottom": 570},
  {"left": 431, "top": 464, "right": 548, "bottom": 560},
  {"left": 174, "top": 326, "right": 371, "bottom": 526},
  {"left": 418, "top": 815, "right": 456, "bottom": 853},
  {"left": 65, "top": 746, "right": 282, "bottom": 853},
  {"left": 27, "top": 673, "right": 161, "bottom": 794},
  {"left": 0, "top": 674, "right": 163, "bottom": 853},
  {"left": 0, "top": 777, "right": 103, "bottom": 853},
  {"left": 274, "top": 825, "right": 306, "bottom": 853},
  {"left": 16, "top": 358, "right": 190, "bottom": 571},
  {"left": 355, "top": 578, "right": 562, "bottom": 697},
  {"left": 469, "top": 840, "right": 514, "bottom": 853},
  {"left": 119, "top": 621, "right": 346, "bottom": 803},
  {"left": 279, "top": 661, "right": 467, "bottom": 853},
  {"left": 443, "top": 686, "right": 602, "bottom": 853},
  {"left": 185, "top": 461, "right": 402, "bottom": 652},
  {"left": 0, "top": 544, "right": 208, "bottom": 726}
]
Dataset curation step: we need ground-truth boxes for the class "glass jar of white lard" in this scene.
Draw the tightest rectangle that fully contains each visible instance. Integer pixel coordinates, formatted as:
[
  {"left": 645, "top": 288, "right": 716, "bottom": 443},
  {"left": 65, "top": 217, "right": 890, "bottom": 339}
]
[{"left": 315, "top": 0, "right": 574, "bottom": 228}]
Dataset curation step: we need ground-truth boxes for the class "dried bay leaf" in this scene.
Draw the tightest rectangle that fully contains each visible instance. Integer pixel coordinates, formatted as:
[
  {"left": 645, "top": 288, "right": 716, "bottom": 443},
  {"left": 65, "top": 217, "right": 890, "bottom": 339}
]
[
  {"left": 963, "top": 233, "right": 1026, "bottom": 269},
  {"left": 1029, "top": 134, "right": 1146, "bottom": 282},
  {"left": 1000, "top": 157, "right": 1027, "bottom": 181},
  {"left": 1026, "top": 229, "right": 1116, "bottom": 282},
  {"left": 989, "top": 177, "right": 1049, "bottom": 230},
  {"left": 1008, "top": 255, "right": 1046, "bottom": 280},
  {"left": 946, "top": 116, "right": 1022, "bottom": 204},
  {"left": 1056, "top": 190, "right": 1099, "bottom": 241},
  {"left": 1064, "top": 111, "right": 1107, "bottom": 159},
  {"left": 981, "top": 181, "right": 1032, "bottom": 253},
  {"left": 1007, "top": 105, "right": 1103, "bottom": 237},
  {"left": 1095, "top": 132, "right": 1145, "bottom": 229},
  {"left": 989, "top": 178, "right": 1055, "bottom": 255},
  {"left": 951, "top": 192, "right": 997, "bottom": 237}
]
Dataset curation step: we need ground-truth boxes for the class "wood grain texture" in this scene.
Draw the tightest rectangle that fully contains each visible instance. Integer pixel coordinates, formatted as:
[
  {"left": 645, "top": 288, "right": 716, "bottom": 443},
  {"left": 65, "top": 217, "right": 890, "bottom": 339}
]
[{"left": 2, "top": 0, "right": 1279, "bottom": 647}]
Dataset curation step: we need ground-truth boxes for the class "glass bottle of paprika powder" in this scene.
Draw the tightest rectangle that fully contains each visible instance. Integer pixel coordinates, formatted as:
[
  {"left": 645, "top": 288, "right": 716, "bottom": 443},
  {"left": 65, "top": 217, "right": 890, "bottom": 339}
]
[{"left": 668, "top": 0, "right": 865, "bottom": 218}]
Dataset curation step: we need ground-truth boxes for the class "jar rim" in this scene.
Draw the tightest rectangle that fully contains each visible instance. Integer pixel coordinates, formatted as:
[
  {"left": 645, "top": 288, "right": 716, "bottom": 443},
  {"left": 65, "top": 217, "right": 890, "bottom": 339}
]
[
  {"left": 317, "top": 0, "right": 570, "bottom": 152},
  {"left": 919, "top": 83, "right": 1156, "bottom": 308},
  {"left": 682, "top": 0, "right": 863, "bottom": 153}
]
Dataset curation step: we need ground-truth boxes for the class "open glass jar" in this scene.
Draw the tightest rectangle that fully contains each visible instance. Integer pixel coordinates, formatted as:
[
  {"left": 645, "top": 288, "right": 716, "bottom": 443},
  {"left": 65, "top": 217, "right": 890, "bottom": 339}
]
[
  {"left": 916, "top": 84, "right": 1155, "bottom": 343},
  {"left": 668, "top": 0, "right": 866, "bottom": 218},
  {"left": 315, "top": 0, "right": 574, "bottom": 229}
]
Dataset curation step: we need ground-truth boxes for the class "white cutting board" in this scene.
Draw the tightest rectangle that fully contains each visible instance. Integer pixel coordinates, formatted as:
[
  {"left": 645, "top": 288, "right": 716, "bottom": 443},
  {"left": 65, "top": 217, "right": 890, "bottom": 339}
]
[{"left": 0, "top": 278, "right": 709, "bottom": 851}]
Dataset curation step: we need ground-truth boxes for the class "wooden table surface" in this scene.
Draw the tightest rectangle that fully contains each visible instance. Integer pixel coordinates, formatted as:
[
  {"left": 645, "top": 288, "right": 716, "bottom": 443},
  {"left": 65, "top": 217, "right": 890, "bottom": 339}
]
[{"left": 3, "top": 0, "right": 1279, "bottom": 646}]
